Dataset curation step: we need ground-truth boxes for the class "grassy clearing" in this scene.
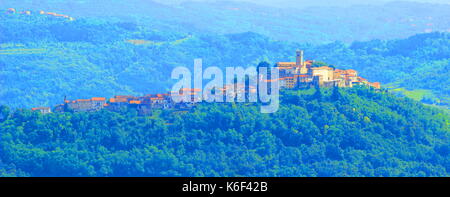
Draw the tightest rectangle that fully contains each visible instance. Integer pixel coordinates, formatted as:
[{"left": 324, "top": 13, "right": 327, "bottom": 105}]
[{"left": 385, "top": 83, "right": 433, "bottom": 101}]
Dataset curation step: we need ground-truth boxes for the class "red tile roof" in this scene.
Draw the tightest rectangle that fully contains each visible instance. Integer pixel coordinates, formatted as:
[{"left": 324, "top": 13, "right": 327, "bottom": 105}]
[
  {"left": 91, "top": 97, "right": 106, "bottom": 101},
  {"left": 311, "top": 66, "right": 334, "bottom": 70},
  {"left": 32, "top": 107, "right": 50, "bottom": 111},
  {"left": 180, "top": 88, "right": 202, "bottom": 92},
  {"left": 129, "top": 100, "right": 141, "bottom": 104},
  {"left": 110, "top": 98, "right": 128, "bottom": 103},
  {"left": 276, "top": 67, "right": 293, "bottom": 69},
  {"left": 277, "top": 62, "right": 296, "bottom": 65}
]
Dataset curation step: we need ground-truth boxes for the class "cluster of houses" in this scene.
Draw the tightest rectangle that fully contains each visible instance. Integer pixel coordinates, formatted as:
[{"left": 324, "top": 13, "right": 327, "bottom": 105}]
[
  {"left": 31, "top": 50, "right": 380, "bottom": 115},
  {"left": 274, "top": 50, "right": 381, "bottom": 89},
  {"left": 5, "top": 8, "right": 75, "bottom": 21},
  {"left": 32, "top": 89, "right": 203, "bottom": 115}
]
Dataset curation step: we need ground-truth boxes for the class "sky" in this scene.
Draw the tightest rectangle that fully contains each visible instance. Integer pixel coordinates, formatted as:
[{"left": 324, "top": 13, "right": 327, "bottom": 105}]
[{"left": 153, "top": 0, "right": 450, "bottom": 8}]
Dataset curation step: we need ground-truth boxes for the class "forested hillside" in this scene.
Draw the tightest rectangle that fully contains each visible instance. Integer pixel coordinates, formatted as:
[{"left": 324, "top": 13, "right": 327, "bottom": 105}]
[
  {"left": 0, "top": 0, "right": 449, "bottom": 178},
  {"left": 0, "top": 87, "right": 448, "bottom": 177},
  {"left": 0, "top": 12, "right": 303, "bottom": 108},
  {"left": 3, "top": 0, "right": 450, "bottom": 43},
  {"left": 0, "top": 11, "right": 449, "bottom": 109}
]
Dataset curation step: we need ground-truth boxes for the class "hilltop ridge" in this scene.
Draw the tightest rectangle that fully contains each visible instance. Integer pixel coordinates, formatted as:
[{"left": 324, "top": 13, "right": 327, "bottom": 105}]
[{"left": 2, "top": 1, "right": 450, "bottom": 43}]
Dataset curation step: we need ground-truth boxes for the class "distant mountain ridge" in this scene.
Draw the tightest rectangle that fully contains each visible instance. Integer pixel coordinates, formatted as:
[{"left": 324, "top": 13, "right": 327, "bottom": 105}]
[
  {"left": 2, "top": 0, "right": 450, "bottom": 43},
  {"left": 154, "top": 0, "right": 450, "bottom": 9}
]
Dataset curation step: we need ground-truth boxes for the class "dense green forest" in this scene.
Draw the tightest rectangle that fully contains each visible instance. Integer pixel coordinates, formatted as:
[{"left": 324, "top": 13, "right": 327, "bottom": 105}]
[
  {"left": 0, "top": 87, "right": 448, "bottom": 177},
  {"left": 0, "top": 11, "right": 449, "bottom": 109},
  {"left": 0, "top": 0, "right": 449, "bottom": 178}
]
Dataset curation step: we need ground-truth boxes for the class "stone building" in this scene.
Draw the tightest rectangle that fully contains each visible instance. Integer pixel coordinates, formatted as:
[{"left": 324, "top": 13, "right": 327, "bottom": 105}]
[{"left": 273, "top": 50, "right": 381, "bottom": 90}]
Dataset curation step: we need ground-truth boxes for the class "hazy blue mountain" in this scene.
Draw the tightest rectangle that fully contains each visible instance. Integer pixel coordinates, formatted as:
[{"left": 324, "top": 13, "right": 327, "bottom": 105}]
[
  {"left": 2, "top": 0, "right": 450, "bottom": 43},
  {"left": 154, "top": 0, "right": 450, "bottom": 8}
]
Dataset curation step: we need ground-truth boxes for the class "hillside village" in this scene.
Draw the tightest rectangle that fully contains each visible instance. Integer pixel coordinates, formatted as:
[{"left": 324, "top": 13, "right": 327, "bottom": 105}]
[
  {"left": 32, "top": 50, "right": 381, "bottom": 115},
  {"left": 31, "top": 51, "right": 381, "bottom": 115},
  {"left": 274, "top": 50, "right": 380, "bottom": 89}
]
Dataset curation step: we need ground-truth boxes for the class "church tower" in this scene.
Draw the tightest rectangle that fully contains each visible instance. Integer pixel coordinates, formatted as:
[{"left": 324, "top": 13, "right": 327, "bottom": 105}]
[
  {"left": 297, "top": 50, "right": 309, "bottom": 74},
  {"left": 296, "top": 50, "right": 304, "bottom": 67}
]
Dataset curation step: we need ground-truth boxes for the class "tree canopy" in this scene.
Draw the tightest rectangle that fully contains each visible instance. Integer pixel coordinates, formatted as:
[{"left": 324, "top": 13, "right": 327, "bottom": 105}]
[{"left": 0, "top": 88, "right": 448, "bottom": 177}]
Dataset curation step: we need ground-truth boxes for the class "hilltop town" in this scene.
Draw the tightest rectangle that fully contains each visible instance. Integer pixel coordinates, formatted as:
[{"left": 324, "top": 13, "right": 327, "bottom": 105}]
[
  {"left": 31, "top": 51, "right": 381, "bottom": 115},
  {"left": 274, "top": 50, "right": 380, "bottom": 89}
]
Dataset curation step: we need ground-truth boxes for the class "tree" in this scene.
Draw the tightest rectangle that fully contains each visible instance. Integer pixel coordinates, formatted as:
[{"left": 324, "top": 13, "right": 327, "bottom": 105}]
[
  {"left": 313, "top": 86, "right": 323, "bottom": 101},
  {"left": 257, "top": 61, "right": 271, "bottom": 101},
  {"left": 257, "top": 61, "right": 271, "bottom": 79},
  {"left": 311, "top": 61, "right": 328, "bottom": 68},
  {"left": 0, "top": 105, "right": 10, "bottom": 122},
  {"left": 331, "top": 86, "right": 342, "bottom": 101}
]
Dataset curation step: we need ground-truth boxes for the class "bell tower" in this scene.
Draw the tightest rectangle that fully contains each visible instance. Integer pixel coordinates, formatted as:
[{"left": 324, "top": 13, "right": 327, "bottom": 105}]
[{"left": 296, "top": 50, "right": 304, "bottom": 67}]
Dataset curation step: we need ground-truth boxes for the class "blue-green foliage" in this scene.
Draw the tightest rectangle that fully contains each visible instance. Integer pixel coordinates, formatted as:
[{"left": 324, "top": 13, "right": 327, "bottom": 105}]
[
  {"left": 1, "top": 0, "right": 449, "bottom": 178},
  {"left": 0, "top": 13, "right": 303, "bottom": 108},
  {"left": 307, "top": 33, "right": 450, "bottom": 106},
  {"left": 3, "top": 0, "right": 450, "bottom": 43},
  {"left": 0, "top": 88, "right": 448, "bottom": 177},
  {"left": 1, "top": 12, "right": 450, "bottom": 109}
]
